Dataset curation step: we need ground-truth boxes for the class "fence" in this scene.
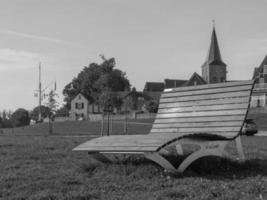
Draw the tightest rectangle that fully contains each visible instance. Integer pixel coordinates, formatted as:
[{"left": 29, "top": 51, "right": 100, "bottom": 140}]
[{"left": 53, "top": 112, "right": 156, "bottom": 122}]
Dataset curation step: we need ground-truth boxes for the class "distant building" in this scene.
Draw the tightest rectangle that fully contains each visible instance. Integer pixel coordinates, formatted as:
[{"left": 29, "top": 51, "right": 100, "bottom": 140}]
[
  {"left": 143, "top": 82, "right": 165, "bottom": 92},
  {"left": 164, "top": 73, "right": 207, "bottom": 89},
  {"left": 201, "top": 26, "right": 227, "bottom": 84},
  {"left": 251, "top": 55, "right": 267, "bottom": 107},
  {"left": 70, "top": 93, "right": 89, "bottom": 120},
  {"left": 164, "top": 79, "right": 188, "bottom": 88},
  {"left": 163, "top": 26, "right": 225, "bottom": 89}
]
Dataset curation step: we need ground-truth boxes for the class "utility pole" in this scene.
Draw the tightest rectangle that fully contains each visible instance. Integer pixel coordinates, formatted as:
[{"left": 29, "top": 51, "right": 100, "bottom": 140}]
[{"left": 38, "top": 62, "right": 42, "bottom": 122}]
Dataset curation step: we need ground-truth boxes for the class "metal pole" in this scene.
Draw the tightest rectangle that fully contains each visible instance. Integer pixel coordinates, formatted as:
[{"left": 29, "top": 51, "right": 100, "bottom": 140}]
[
  {"left": 38, "top": 62, "right": 42, "bottom": 122},
  {"left": 124, "top": 104, "right": 128, "bottom": 134},
  {"left": 110, "top": 112, "right": 113, "bottom": 135},
  {"left": 49, "top": 117, "right": 52, "bottom": 134},
  {"left": 101, "top": 112, "right": 104, "bottom": 136},
  {"left": 107, "top": 111, "right": 110, "bottom": 136}
]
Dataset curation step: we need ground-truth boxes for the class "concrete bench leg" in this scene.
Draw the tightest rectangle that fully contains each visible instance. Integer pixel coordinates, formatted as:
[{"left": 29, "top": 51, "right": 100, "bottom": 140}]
[
  {"left": 235, "top": 135, "right": 245, "bottom": 161},
  {"left": 177, "top": 140, "right": 229, "bottom": 173},
  {"left": 176, "top": 144, "right": 184, "bottom": 155},
  {"left": 145, "top": 140, "right": 230, "bottom": 173}
]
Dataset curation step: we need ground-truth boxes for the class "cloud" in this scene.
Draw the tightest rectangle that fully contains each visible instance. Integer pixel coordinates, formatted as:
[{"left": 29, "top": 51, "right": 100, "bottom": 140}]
[
  {"left": 0, "top": 29, "right": 88, "bottom": 49},
  {"left": 0, "top": 48, "right": 42, "bottom": 70}
]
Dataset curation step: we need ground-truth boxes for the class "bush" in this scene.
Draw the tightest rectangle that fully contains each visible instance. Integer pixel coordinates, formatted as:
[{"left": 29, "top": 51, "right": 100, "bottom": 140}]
[
  {"left": 31, "top": 105, "right": 51, "bottom": 121},
  {"left": 11, "top": 108, "right": 30, "bottom": 127},
  {"left": 145, "top": 100, "right": 159, "bottom": 113},
  {"left": 1, "top": 119, "right": 14, "bottom": 128}
]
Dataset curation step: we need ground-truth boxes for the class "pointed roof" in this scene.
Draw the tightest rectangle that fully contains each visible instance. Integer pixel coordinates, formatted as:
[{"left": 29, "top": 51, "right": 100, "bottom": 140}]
[
  {"left": 252, "top": 67, "right": 260, "bottom": 80},
  {"left": 252, "top": 55, "right": 267, "bottom": 79},
  {"left": 203, "top": 27, "right": 226, "bottom": 66},
  {"left": 72, "top": 93, "right": 89, "bottom": 102},
  {"left": 184, "top": 72, "right": 207, "bottom": 86},
  {"left": 258, "top": 55, "right": 267, "bottom": 71}
]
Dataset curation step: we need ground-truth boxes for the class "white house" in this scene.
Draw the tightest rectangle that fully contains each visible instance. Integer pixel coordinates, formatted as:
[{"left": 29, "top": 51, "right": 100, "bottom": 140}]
[{"left": 70, "top": 93, "right": 89, "bottom": 120}]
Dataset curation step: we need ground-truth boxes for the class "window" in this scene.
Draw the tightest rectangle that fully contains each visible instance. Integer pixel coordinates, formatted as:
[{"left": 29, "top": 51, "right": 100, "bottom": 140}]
[{"left": 75, "top": 102, "right": 84, "bottom": 109}]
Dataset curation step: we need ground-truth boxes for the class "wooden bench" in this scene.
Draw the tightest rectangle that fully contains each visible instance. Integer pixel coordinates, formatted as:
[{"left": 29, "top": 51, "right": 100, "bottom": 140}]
[{"left": 73, "top": 80, "right": 255, "bottom": 173}]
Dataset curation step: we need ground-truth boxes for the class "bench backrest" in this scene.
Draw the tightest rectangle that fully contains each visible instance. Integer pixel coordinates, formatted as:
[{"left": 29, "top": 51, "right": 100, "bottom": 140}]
[{"left": 150, "top": 80, "right": 255, "bottom": 139}]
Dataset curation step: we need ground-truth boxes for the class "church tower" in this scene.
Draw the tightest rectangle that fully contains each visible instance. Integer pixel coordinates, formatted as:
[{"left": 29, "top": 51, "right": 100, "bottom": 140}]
[{"left": 201, "top": 26, "right": 227, "bottom": 83}]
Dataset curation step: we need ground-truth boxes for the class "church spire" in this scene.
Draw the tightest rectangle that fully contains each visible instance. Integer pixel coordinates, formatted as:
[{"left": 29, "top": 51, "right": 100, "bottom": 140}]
[
  {"left": 206, "top": 25, "right": 226, "bottom": 66},
  {"left": 201, "top": 23, "right": 227, "bottom": 84}
]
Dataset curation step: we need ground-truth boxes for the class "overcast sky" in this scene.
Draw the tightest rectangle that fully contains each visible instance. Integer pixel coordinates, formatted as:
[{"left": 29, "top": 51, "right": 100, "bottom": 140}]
[{"left": 0, "top": 0, "right": 267, "bottom": 111}]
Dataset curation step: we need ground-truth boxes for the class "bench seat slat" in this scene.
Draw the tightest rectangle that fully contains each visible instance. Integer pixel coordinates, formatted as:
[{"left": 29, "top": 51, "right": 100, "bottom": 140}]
[
  {"left": 151, "top": 126, "right": 241, "bottom": 133},
  {"left": 153, "top": 121, "right": 243, "bottom": 128},
  {"left": 154, "top": 115, "right": 245, "bottom": 124},
  {"left": 149, "top": 131, "right": 238, "bottom": 138},
  {"left": 73, "top": 134, "right": 184, "bottom": 152},
  {"left": 158, "top": 103, "right": 248, "bottom": 114},
  {"left": 162, "top": 85, "right": 252, "bottom": 98},
  {"left": 163, "top": 80, "right": 254, "bottom": 93},
  {"left": 159, "top": 97, "right": 250, "bottom": 109},
  {"left": 75, "top": 146, "right": 159, "bottom": 152},
  {"left": 160, "top": 91, "right": 250, "bottom": 103},
  {"left": 156, "top": 109, "right": 247, "bottom": 119}
]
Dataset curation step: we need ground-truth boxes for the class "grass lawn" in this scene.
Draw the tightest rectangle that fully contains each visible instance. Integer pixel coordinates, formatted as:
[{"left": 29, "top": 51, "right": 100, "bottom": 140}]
[
  {"left": 0, "top": 119, "right": 153, "bottom": 136},
  {"left": 0, "top": 132, "right": 267, "bottom": 200}
]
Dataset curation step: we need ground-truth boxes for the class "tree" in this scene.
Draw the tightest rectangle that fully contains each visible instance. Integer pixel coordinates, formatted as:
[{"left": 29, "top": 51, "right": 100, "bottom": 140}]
[
  {"left": 63, "top": 57, "right": 130, "bottom": 110},
  {"left": 46, "top": 90, "right": 58, "bottom": 118},
  {"left": 1, "top": 119, "right": 14, "bottom": 128},
  {"left": 0, "top": 116, "right": 2, "bottom": 128},
  {"left": 124, "top": 88, "right": 143, "bottom": 111},
  {"left": 45, "top": 90, "right": 58, "bottom": 134},
  {"left": 11, "top": 108, "right": 30, "bottom": 127},
  {"left": 31, "top": 105, "right": 51, "bottom": 122},
  {"left": 55, "top": 106, "right": 69, "bottom": 117}
]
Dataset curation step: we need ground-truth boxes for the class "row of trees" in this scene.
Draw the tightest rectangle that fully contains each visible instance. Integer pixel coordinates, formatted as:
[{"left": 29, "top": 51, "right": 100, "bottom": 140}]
[
  {"left": 0, "top": 108, "right": 31, "bottom": 128},
  {"left": 0, "top": 104, "right": 69, "bottom": 129},
  {"left": 0, "top": 89, "right": 62, "bottom": 128}
]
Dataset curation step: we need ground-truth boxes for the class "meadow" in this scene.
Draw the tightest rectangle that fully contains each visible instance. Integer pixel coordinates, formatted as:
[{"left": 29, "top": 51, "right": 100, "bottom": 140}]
[{"left": 0, "top": 116, "right": 267, "bottom": 200}]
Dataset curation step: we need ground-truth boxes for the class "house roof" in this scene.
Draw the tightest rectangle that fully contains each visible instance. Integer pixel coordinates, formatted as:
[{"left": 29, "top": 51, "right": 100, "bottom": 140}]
[
  {"left": 259, "top": 55, "right": 267, "bottom": 69},
  {"left": 202, "top": 27, "right": 226, "bottom": 67},
  {"left": 143, "top": 82, "right": 165, "bottom": 92},
  {"left": 252, "top": 55, "right": 267, "bottom": 79},
  {"left": 72, "top": 93, "right": 89, "bottom": 102},
  {"left": 252, "top": 67, "right": 260, "bottom": 80},
  {"left": 184, "top": 72, "right": 207, "bottom": 86},
  {"left": 164, "top": 79, "right": 188, "bottom": 88}
]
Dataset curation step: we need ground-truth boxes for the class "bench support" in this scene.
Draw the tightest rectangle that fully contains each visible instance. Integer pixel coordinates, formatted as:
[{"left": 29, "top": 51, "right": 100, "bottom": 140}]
[
  {"left": 177, "top": 140, "right": 229, "bottom": 173},
  {"left": 235, "top": 135, "right": 245, "bottom": 161},
  {"left": 144, "top": 139, "right": 230, "bottom": 173},
  {"left": 87, "top": 136, "right": 245, "bottom": 173}
]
